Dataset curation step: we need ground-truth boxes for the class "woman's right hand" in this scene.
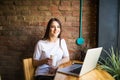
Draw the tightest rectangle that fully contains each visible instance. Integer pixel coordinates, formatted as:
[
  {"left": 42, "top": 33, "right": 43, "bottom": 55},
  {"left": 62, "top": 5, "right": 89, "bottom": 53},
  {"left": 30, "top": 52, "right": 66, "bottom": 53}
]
[
  {"left": 44, "top": 58, "right": 52, "bottom": 66},
  {"left": 33, "top": 58, "right": 53, "bottom": 67}
]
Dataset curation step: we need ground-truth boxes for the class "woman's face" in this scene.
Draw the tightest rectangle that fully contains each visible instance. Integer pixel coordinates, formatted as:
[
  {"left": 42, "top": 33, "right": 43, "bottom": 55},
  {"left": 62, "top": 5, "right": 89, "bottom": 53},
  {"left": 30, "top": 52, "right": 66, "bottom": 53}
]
[{"left": 49, "top": 21, "right": 61, "bottom": 38}]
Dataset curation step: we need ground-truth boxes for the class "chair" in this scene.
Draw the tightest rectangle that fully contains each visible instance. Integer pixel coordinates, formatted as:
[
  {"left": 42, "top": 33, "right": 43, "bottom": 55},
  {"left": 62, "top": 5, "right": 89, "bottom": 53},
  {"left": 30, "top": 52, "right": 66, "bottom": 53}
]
[{"left": 23, "top": 58, "right": 35, "bottom": 80}]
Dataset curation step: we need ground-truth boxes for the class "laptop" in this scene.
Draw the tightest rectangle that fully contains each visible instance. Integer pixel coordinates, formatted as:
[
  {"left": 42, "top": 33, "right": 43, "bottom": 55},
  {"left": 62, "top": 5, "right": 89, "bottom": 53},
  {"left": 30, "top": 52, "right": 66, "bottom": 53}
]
[{"left": 57, "top": 47, "right": 103, "bottom": 77}]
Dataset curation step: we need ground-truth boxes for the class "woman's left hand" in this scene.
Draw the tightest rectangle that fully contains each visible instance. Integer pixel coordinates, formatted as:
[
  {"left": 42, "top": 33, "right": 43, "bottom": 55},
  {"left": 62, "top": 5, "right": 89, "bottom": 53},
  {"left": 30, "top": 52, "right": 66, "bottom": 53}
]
[{"left": 49, "top": 66, "right": 58, "bottom": 74}]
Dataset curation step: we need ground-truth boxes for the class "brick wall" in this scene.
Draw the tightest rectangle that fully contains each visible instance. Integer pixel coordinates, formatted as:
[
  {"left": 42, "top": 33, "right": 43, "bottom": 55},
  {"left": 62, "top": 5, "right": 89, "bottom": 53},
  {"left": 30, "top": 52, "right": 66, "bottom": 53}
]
[{"left": 0, "top": 0, "right": 98, "bottom": 80}]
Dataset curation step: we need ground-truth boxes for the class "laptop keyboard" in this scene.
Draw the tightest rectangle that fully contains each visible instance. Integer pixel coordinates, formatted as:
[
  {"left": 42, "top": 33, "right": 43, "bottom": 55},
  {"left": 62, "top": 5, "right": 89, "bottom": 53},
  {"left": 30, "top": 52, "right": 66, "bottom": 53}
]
[{"left": 69, "top": 66, "right": 82, "bottom": 74}]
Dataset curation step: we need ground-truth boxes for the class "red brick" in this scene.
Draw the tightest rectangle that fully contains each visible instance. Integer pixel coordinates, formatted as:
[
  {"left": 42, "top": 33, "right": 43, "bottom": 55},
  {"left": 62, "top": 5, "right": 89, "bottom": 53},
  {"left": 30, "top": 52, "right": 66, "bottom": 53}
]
[
  {"left": 52, "top": 0, "right": 60, "bottom": 5},
  {"left": 49, "top": 5, "right": 58, "bottom": 11},
  {"left": 0, "top": 26, "right": 3, "bottom": 30},
  {"left": 38, "top": 6, "right": 49, "bottom": 10},
  {"left": 60, "top": 0, "right": 71, "bottom": 6},
  {"left": 72, "top": 5, "right": 80, "bottom": 11},
  {"left": 39, "top": 11, "right": 52, "bottom": 16},
  {"left": 61, "top": 11, "right": 72, "bottom": 16},
  {"left": 59, "top": 6, "right": 71, "bottom": 11},
  {"left": 72, "top": 0, "right": 80, "bottom": 6},
  {"left": 39, "top": 0, "right": 50, "bottom": 6},
  {"left": 62, "top": 22, "right": 72, "bottom": 27},
  {"left": 72, "top": 11, "right": 79, "bottom": 17},
  {"left": 72, "top": 22, "right": 80, "bottom": 27},
  {"left": 51, "top": 11, "right": 62, "bottom": 16},
  {"left": 66, "top": 16, "right": 77, "bottom": 22}
]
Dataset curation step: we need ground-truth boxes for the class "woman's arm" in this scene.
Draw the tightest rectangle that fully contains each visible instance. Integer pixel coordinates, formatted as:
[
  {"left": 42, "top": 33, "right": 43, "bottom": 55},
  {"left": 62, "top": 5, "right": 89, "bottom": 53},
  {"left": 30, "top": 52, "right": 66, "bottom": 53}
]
[
  {"left": 33, "top": 58, "right": 52, "bottom": 67},
  {"left": 56, "top": 56, "right": 70, "bottom": 67}
]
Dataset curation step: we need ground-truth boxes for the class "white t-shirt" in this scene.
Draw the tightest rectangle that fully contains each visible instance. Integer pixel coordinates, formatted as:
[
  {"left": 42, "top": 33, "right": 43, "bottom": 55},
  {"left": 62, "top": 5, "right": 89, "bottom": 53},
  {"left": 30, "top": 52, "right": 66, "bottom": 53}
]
[{"left": 33, "top": 38, "right": 69, "bottom": 76}]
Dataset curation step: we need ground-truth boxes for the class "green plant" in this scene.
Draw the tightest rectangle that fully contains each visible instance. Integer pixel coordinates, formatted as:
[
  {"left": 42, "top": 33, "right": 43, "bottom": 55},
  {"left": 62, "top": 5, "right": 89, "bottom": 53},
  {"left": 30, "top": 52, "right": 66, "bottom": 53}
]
[{"left": 99, "top": 47, "right": 120, "bottom": 80}]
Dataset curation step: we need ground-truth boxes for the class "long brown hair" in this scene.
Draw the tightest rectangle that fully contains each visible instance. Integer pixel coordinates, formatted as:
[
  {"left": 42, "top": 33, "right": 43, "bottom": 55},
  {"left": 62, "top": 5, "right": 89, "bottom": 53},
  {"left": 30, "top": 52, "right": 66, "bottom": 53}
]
[{"left": 42, "top": 18, "right": 62, "bottom": 46}]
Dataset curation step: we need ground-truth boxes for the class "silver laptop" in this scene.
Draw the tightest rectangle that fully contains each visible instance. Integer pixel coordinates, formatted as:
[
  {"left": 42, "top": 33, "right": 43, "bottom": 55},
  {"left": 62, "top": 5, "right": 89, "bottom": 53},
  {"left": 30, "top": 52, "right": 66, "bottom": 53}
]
[{"left": 57, "top": 47, "right": 103, "bottom": 77}]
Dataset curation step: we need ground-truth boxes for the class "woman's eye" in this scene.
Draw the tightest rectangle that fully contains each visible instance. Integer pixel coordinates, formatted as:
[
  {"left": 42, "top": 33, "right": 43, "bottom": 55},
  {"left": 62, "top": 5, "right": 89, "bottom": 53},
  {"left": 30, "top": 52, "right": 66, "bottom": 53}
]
[{"left": 50, "top": 26, "right": 55, "bottom": 28}]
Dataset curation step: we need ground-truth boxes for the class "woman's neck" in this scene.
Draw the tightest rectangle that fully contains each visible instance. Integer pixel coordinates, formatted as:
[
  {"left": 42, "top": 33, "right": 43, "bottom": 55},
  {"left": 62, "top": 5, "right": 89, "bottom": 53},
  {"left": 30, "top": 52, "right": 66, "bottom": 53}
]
[{"left": 49, "top": 37, "right": 58, "bottom": 42}]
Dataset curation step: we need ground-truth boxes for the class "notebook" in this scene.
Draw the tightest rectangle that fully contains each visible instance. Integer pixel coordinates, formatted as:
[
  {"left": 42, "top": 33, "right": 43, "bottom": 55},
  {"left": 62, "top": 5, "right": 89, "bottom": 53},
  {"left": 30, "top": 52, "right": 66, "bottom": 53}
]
[{"left": 57, "top": 47, "right": 103, "bottom": 77}]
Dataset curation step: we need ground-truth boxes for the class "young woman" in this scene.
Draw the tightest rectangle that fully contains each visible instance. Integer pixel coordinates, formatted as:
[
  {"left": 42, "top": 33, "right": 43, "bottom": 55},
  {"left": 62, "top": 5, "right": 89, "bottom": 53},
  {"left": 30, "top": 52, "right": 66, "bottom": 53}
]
[{"left": 33, "top": 18, "right": 70, "bottom": 80}]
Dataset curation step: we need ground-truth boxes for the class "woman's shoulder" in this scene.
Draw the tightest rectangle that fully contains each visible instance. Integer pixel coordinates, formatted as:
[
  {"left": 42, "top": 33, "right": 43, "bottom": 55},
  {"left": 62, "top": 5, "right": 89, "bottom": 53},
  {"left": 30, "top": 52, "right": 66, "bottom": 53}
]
[
  {"left": 60, "top": 38, "right": 65, "bottom": 41},
  {"left": 60, "top": 38, "right": 66, "bottom": 43},
  {"left": 37, "top": 40, "right": 47, "bottom": 45}
]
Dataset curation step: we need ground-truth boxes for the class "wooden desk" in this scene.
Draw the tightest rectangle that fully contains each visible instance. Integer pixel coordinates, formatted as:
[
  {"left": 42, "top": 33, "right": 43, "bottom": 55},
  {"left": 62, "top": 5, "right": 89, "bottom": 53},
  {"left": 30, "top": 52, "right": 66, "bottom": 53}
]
[{"left": 54, "top": 60, "right": 115, "bottom": 80}]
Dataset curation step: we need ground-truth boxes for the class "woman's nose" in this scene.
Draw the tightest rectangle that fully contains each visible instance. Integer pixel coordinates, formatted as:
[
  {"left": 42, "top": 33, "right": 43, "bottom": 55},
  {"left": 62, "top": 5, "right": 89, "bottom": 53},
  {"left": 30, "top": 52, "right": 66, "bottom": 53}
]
[{"left": 54, "top": 27, "right": 57, "bottom": 30}]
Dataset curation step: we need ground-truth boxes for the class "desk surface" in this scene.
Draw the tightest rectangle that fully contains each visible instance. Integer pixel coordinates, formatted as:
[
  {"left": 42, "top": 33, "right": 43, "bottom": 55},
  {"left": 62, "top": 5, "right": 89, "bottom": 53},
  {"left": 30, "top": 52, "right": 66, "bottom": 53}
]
[{"left": 54, "top": 60, "right": 115, "bottom": 80}]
